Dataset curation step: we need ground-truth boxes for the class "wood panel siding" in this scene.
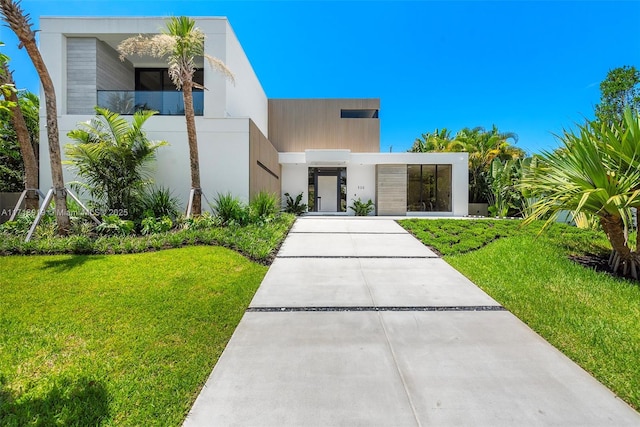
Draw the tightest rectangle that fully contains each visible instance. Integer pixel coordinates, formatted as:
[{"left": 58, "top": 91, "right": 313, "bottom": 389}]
[
  {"left": 376, "top": 164, "right": 407, "bottom": 215},
  {"left": 96, "top": 40, "right": 134, "bottom": 91},
  {"left": 268, "top": 99, "right": 380, "bottom": 153},
  {"left": 249, "top": 120, "right": 281, "bottom": 199},
  {"left": 67, "top": 38, "right": 97, "bottom": 114}
]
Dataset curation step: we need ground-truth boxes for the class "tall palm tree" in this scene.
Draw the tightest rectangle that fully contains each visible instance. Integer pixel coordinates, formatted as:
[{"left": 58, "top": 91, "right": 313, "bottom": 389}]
[
  {"left": 0, "top": 0, "right": 70, "bottom": 233},
  {"left": 0, "top": 55, "right": 38, "bottom": 209},
  {"left": 522, "top": 110, "right": 640, "bottom": 278},
  {"left": 118, "top": 16, "right": 233, "bottom": 216}
]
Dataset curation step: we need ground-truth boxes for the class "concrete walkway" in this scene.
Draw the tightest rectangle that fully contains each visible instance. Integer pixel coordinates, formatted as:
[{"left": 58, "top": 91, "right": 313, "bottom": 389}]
[{"left": 183, "top": 217, "right": 640, "bottom": 426}]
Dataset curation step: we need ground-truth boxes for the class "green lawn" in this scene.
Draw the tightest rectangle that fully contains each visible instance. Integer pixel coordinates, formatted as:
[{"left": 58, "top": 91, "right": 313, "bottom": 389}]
[
  {"left": 399, "top": 219, "right": 640, "bottom": 411},
  {"left": 0, "top": 247, "right": 267, "bottom": 426}
]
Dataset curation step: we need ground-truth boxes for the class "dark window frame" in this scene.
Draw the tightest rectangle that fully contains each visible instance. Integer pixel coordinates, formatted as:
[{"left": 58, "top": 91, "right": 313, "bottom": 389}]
[{"left": 340, "top": 109, "right": 379, "bottom": 119}]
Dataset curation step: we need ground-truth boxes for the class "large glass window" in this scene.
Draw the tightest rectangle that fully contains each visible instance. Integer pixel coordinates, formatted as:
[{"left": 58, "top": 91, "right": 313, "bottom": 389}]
[
  {"left": 407, "top": 164, "right": 452, "bottom": 212},
  {"left": 126, "top": 68, "right": 204, "bottom": 115}
]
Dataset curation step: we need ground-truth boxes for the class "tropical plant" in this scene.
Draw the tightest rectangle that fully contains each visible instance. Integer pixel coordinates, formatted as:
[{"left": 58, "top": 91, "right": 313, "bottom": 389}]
[
  {"left": 595, "top": 65, "right": 640, "bottom": 127},
  {"left": 522, "top": 109, "right": 640, "bottom": 278},
  {"left": 1, "top": 0, "right": 71, "bottom": 233},
  {"left": 283, "top": 192, "right": 307, "bottom": 215},
  {"left": 139, "top": 186, "right": 180, "bottom": 221},
  {"left": 212, "top": 192, "right": 249, "bottom": 226},
  {"left": 452, "top": 125, "right": 525, "bottom": 203},
  {"left": 65, "top": 108, "right": 167, "bottom": 220},
  {"left": 180, "top": 211, "right": 220, "bottom": 230},
  {"left": 349, "top": 198, "right": 375, "bottom": 216},
  {"left": 487, "top": 158, "right": 530, "bottom": 217},
  {"left": 140, "top": 215, "right": 173, "bottom": 235},
  {"left": 95, "top": 214, "right": 135, "bottom": 236},
  {"left": 118, "top": 16, "right": 234, "bottom": 217},
  {"left": 409, "top": 128, "right": 453, "bottom": 153},
  {"left": 249, "top": 191, "right": 279, "bottom": 222}
]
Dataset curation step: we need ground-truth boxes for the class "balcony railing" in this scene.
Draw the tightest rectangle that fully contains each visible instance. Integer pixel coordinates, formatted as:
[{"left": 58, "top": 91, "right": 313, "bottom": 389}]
[{"left": 97, "top": 90, "right": 203, "bottom": 116}]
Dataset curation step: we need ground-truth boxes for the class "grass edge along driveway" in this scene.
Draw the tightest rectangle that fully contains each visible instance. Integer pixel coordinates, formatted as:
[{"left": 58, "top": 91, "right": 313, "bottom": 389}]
[
  {"left": 399, "top": 218, "right": 640, "bottom": 412},
  {"left": 0, "top": 246, "right": 266, "bottom": 426}
]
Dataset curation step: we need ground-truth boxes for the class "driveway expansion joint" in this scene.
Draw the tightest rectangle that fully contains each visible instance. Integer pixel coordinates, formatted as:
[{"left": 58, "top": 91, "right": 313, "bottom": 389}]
[
  {"left": 246, "top": 305, "right": 506, "bottom": 312},
  {"left": 276, "top": 255, "right": 440, "bottom": 259}
]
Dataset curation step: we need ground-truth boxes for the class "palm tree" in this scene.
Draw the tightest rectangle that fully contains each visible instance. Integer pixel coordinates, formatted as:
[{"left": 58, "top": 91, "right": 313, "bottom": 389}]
[
  {"left": 0, "top": 0, "right": 70, "bottom": 233},
  {"left": 118, "top": 16, "right": 233, "bottom": 216},
  {"left": 0, "top": 53, "right": 39, "bottom": 209},
  {"left": 409, "top": 128, "right": 453, "bottom": 152},
  {"left": 65, "top": 107, "right": 167, "bottom": 219},
  {"left": 522, "top": 110, "right": 640, "bottom": 279},
  {"left": 452, "top": 125, "right": 524, "bottom": 203}
]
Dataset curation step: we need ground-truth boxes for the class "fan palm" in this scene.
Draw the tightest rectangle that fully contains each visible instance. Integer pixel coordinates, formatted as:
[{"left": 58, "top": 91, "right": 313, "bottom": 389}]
[
  {"left": 118, "top": 16, "right": 234, "bottom": 216},
  {"left": 522, "top": 110, "right": 640, "bottom": 278},
  {"left": 65, "top": 107, "right": 167, "bottom": 219}
]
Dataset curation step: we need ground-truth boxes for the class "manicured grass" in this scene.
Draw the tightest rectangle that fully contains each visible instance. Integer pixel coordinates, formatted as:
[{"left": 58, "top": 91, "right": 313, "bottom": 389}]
[
  {"left": 399, "top": 219, "right": 640, "bottom": 411},
  {"left": 400, "top": 218, "right": 611, "bottom": 256},
  {"left": 0, "top": 213, "right": 296, "bottom": 263},
  {"left": 0, "top": 246, "right": 267, "bottom": 426}
]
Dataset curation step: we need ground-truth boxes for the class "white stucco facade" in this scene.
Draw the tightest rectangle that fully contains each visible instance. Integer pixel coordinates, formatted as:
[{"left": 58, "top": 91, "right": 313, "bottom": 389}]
[
  {"left": 38, "top": 17, "right": 267, "bottom": 205},
  {"left": 281, "top": 151, "right": 468, "bottom": 216},
  {"left": 37, "top": 16, "right": 470, "bottom": 216}
]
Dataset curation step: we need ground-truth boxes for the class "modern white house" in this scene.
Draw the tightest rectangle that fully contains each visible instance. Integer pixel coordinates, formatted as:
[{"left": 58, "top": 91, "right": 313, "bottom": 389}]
[{"left": 38, "top": 16, "right": 468, "bottom": 216}]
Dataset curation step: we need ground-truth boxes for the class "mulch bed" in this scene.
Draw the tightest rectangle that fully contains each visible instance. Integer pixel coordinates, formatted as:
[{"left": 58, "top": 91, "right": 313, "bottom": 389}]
[{"left": 569, "top": 253, "right": 618, "bottom": 277}]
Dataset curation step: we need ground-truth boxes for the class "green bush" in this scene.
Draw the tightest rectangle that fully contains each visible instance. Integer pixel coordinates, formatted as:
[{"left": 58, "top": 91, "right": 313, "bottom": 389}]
[
  {"left": 349, "top": 198, "right": 375, "bottom": 216},
  {"left": 65, "top": 108, "right": 167, "bottom": 220},
  {"left": 140, "top": 215, "right": 173, "bottom": 235},
  {"left": 139, "top": 186, "right": 181, "bottom": 221},
  {"left": 180, "top": 212, "right": 220, "bottom": 230},
  {"left": 96, "top": 214, "right": 135, "bottom": 236},
  {"left": 0, "top": 214, "right": 296, "bottom": 263},
  {"left": 283, "top": 192, "right": 307, "bottom": 215},
  {"left": 249, "top": 192, "right": 279, "bottom": 223},
  {"left": 212, "top": 193, "right": 249, "bottom": 226}
]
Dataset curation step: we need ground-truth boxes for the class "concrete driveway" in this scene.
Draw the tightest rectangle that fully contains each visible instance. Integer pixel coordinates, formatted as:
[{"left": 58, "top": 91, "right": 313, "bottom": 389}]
[{"left": 183, "top": 217, "right": 640, "bottom": 426}]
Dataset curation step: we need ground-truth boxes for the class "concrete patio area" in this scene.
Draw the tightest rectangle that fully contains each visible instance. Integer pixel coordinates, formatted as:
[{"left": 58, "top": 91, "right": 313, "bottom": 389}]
[{"left": 183, "top": 217, "right": 640, "bottom": 426}]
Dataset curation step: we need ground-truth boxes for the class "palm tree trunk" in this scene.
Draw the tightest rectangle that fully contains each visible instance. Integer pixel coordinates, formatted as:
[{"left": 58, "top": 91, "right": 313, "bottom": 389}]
[
  {"left": 600, "top": 214, "right": 636, "bottom": 276},
  {"left": 182, "top": 79, "right": 202, "bottom": 216},
  {"left": 1, "top": 63, "right": 38, "bottom": 210},
  {"left": 636, "top": 207, "right": 640, "bottom": 253},
  {"left": 1, "top": 0, "right": 70, "bottom": 234}
]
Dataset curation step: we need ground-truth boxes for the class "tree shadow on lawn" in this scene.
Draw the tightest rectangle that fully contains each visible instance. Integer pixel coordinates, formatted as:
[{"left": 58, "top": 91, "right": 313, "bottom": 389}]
[
  {"left": 0, "top": 375, "right": 110, "bottom": 426},
  {"left": 42, "top": 255, "right": 105, "bottom": 272}
]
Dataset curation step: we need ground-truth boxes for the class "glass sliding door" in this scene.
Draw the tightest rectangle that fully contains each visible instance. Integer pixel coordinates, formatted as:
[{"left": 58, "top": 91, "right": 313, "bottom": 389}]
[{"left": 407, "top": 164, "right": 452, "bottom": 212}]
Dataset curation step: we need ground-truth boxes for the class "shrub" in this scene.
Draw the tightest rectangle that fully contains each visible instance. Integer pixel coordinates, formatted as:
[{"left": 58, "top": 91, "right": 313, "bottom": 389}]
[
  {"left": 65, "top": 108, "right": 167, "bottom": 220},
  {"left": 139, "top": 186, "right": 180, "bottom": 221},
  {"left": 212, "top": 193, "right": 249, "bottom": 226},
  {"left": 249, "top": 192, "right": 279, "bottom": 223},
  {"left": 180, "top": 212, "right": 220, "bottom": 230},
  {"left": 349, "top": 198, "right": 375, "bottom": 216},
  {"left": 283, "top": 192, "right": 307, "bottom": 215},
  {"left": 140, "top": 215, "right": 173, "bottom": 235},
  {"left": 96, "top": 214, "right": 135, "bottom": 236}
]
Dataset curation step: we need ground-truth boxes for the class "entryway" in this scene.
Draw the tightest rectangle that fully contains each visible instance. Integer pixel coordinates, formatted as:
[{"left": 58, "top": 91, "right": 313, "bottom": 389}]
[{"left": 308, "top": 167, "right": 346, "bottom": 213}]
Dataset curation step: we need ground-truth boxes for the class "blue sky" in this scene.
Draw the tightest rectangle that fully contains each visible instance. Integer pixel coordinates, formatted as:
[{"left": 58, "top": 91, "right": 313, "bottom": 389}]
[{"left": 1, "top": 0, "right": 639, "bottom": 154}]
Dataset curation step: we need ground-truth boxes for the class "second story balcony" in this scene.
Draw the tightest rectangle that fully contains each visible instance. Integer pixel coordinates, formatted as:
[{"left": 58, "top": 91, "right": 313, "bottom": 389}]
[{"left": 97, "top": 90, "right": 204, "bottom": 116}]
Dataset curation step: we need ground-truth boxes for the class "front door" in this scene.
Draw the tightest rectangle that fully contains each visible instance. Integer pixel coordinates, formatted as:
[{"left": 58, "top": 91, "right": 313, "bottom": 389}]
[
  {"left": 308, "top": 167, "right": 347, "bottom": 213},
  {"left": 317, "top": 175, "right": 338, "bottom": 212}
]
